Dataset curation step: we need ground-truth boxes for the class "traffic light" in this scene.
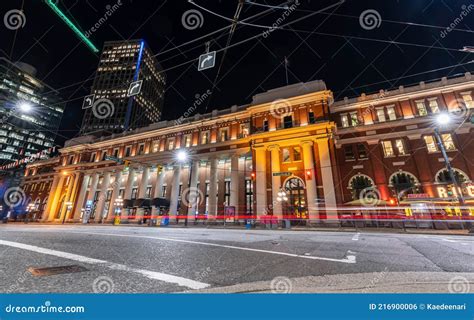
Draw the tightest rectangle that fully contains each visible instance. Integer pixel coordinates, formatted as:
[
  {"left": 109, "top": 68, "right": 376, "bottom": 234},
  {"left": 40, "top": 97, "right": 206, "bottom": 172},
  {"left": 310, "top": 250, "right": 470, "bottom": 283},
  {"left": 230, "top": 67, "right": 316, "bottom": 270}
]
[{"left": 157, "top": 165, "right": 163, "bottom": 174}]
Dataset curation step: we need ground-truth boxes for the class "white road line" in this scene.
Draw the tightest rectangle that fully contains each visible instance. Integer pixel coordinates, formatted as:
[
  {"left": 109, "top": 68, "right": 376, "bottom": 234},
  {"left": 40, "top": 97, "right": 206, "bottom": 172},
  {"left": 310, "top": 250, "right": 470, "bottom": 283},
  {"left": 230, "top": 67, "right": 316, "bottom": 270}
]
[
  {"left": 352, "top": 233, "right": 360, "bottom": 241},
  {"left": 0, "top": 239, "right": 209, "bottom": 290},
  {"left": 66, "top": 231, "right": 357, "bottom": 264}
]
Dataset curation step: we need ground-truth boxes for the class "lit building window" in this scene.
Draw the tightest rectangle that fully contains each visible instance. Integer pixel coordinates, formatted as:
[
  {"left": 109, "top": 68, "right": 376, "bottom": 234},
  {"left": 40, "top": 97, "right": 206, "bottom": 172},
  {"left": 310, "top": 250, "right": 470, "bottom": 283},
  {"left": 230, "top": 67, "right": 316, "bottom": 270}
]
[
  {"left": 201, "top": 131, "right": 209, "bottom": 144},
  {"left": 125, "top": 146, "right": 131, "bottom": 157},
  {"left": 137, "top": 144, "right": 145, "bottom": 155},
  {"left": 282, "top": 148, "right": 291, "bottom": 162},
  {"left": 340, "top": 114, "right": 349, "bottom": 128},
  {"left": 350, "top": 112, "right": 359, "bottom": 126},
  {"left": 395, "top": 139, "right": 406, "bottom": 155},
  {"left": 293, "top": 147, "right": 302, "bottom": 161},
  {"left": 219, "top": 128, "right": 229, "bottom": 142},
  {"left": 240, "top": 123, "right": 249, "bottom": 137},
  {"left": 263, "top": 119, "right": 269, "bottom": 131},
  {"left": 424, "top": 136, "right": 437, "bottom": 153},
  {"left": 376, "top": 108, "right": 386, "bottom": 122},
  {"left": 386, "top": 106, "right": 397, "bottom": 120},
  {"left": 167, "top": 138, "right": 175, "bottom": 150},
  {"left": 428, "top": 99, "right": 439, "bottom": 113},
  {"left": 382, "top": 141, "right": 394, "bottom": 157},
  {"left": 441, "top": 133, "right": 456, "bottom": 151},
  {"left": 460, "top": 92, "right": 473, "bottom": 108},
  {"left": 415, "top": 101, "right": 428, "bottom": 116},
  {"left": 152, "top": 141, "right": 159, "bottom": 153},
  {"left": 308, "top": 111, "right": 315, "bottom": 124},
  {"left": 183, "top": 134, "right": 192, "bottom": 148}
]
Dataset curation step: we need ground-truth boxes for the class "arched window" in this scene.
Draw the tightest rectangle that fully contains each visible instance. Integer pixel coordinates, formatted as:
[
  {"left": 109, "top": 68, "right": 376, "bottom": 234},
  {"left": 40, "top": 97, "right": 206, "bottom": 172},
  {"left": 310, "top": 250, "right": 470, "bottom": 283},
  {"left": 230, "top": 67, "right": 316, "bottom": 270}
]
[
  {"left": 348, "top": 174, "right": 374, "bottom": 200},
  {"left": 435, "top": 168, "right": 470, "bottom": 184},
  {"left": 389, "top": 171, "right": 420, "bottom": 196}
]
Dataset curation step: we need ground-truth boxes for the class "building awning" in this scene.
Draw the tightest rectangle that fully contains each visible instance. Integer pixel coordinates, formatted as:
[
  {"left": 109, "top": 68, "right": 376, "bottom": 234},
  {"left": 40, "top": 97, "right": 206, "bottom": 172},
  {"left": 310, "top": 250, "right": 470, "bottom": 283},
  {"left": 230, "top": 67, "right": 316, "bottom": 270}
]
[
  {"left": 123, "top": 199, "right": 134, "bottom": 208},
  {"left": 152, "top": 197, "right": 170, "bottom": 208},
  {"left": 133, "top": 199, "right": 152, "bottom": 208}
]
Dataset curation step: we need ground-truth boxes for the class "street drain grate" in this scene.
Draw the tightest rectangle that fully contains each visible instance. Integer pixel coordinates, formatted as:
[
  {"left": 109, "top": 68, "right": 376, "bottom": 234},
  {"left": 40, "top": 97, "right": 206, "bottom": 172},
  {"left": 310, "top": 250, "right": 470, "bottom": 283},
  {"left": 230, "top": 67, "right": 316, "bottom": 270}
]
[{"left": 28, "top": 265, "right": 88, "bottom": 277}]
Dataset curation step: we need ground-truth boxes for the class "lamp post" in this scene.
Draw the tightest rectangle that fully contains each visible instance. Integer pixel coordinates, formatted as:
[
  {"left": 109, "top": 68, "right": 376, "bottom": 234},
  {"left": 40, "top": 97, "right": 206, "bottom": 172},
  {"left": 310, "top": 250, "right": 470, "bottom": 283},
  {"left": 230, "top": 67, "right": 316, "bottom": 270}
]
[
  {"left": 277, "top": 188, "right": 289, "bottom": 228},
  {"left": 434, "top": 113, "right": 465, "bottom": 205},
  {"left": 62, "top": 201, "right": 73, "bottom": 224}
]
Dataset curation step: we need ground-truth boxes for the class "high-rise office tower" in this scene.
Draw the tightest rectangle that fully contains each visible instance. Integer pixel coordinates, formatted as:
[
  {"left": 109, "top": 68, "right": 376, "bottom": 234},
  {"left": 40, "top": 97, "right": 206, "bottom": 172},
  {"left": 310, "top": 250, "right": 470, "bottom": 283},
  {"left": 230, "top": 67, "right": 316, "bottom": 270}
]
[
  {"left": 80, "top": 39, "right": 166, "bottom": 135},
  {"left": 0, "top": 58, "right": 64, "bottom": 166}
]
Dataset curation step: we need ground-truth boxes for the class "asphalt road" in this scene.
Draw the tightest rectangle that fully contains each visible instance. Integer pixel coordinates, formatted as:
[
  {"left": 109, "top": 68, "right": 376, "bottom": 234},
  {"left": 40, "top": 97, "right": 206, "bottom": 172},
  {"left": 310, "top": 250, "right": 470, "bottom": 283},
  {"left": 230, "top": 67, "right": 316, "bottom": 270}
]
[{"left": 0, "top": 225, "right": 473, "bottom": 293}]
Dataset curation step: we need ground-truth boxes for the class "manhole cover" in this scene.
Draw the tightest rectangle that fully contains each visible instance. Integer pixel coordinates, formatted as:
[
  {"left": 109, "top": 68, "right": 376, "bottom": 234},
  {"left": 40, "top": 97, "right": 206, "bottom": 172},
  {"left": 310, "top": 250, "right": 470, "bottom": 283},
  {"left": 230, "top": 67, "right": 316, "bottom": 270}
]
[{"left": 28, "top": 265, "right": 88, "bottom": 277}]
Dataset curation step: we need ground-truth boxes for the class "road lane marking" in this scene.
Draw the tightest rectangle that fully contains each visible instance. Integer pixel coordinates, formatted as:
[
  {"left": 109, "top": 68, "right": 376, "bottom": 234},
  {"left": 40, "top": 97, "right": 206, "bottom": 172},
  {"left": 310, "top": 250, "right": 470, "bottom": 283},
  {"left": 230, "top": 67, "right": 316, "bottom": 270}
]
[
  {"left": 0, "top": 239, "right": 209, "bottom": 290},
  {"left": 352, "top": 233, "right": 360, "bottom": 241},
  {"left": 67, "top": 231, "right": 357, "bottom": 264}
]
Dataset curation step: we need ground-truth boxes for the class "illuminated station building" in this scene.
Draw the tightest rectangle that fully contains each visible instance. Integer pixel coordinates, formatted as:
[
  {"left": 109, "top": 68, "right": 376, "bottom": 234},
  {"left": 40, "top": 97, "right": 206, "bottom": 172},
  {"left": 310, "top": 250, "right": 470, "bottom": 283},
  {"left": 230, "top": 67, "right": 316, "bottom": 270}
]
[{"left": 22, "top": 73, "right": 474, "bottom": 225}]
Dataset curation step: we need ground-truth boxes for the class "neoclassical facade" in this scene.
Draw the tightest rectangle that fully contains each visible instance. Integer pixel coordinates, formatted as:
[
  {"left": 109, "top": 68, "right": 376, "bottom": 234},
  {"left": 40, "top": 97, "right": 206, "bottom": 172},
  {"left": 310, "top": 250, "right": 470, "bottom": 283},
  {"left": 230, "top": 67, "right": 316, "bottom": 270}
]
[{"left": 21, "top": 74, "right": 474, "bottom": 223}]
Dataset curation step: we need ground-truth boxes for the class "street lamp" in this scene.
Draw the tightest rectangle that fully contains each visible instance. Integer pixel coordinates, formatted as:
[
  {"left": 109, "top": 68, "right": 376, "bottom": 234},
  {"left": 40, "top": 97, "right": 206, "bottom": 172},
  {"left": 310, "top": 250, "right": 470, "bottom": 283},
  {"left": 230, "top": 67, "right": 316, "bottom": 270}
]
[
  {"left": 434, "top": 113, "right": 465, "bottom": 205},
  {"left": 176, "top": 150, "right": 188, "bottom": 162},
  {"left": 18, "top": 102, "right": 32, "bottom": 113},
  {"left": 113, "top": 196, "right": 124, "bottom": 225},
  {"left": 175, "top": 149, "right": 191, "bottom": 226}
]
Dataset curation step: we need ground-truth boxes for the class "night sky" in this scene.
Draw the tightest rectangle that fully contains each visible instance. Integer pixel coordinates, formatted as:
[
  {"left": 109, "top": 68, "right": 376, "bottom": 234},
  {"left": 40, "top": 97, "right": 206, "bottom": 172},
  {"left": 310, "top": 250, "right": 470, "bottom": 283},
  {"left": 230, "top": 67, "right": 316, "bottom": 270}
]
[{"left": 1, "top": 0, "right": 473, "bottom": 146}]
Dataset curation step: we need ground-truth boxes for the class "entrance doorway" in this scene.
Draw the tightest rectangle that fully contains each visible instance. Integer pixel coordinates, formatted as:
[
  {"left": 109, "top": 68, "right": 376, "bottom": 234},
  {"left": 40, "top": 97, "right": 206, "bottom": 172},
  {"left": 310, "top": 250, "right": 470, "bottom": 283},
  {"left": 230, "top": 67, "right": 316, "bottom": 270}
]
[{"left": 283, "top": 177, "right": 308, "bottom": 224}]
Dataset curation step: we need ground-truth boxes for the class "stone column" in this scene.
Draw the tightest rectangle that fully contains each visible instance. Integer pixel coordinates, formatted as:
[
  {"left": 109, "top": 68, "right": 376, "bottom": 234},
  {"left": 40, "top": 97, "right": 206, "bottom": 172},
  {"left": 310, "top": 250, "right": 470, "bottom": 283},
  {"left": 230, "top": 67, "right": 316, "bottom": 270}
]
[
  {"left": 47, "top": 175, "right": 66, "bottom": 221},
  {"left": 301, "top": 141, "right": 319, "bottom": 220},
  {"left": 268, "top": 145, "right": 283, "bottom": 220},
  {"left": 73, "top": 174, "right": 90, "bottom": 220},
  {"left": 229, "top": 155, "right": 240, "bottom": 219},
  {"left": 123, "top": 168, "right": 135, "bottom": 219},
  {"left": 68, "top": 172, "right": 82, "bottom": 220},
  {"left": 169, "top": 164, "right": 181, "bottom": 217},
  {"left": 137, "top": 166, "right": 150, "bottom": 217},
  {"left": 208, "top": 158, "right": 218, "bottom": 220},
  {"left": 316, "top": 138, "right": 337, "bottom": 220},
  {"left": 254, "top": 147, "right": 267, "bottom": 219},
  {"left": 152, "top": 167, "right": 165, "bottom": 216},
  {"left": 83, "top": 172, "right": 99, "bottom": 223},
  {"left": 106, "top": 171, "right": 122, "bottom": 220},
  {"left": 95, "top": 171, "right": 111, "bottom": 221},
  {"left": 58, "top": 174, "right": 76, "bottom": 222},
  {"left": 42, "top": 174, "right": 60, "bottom": 221},
  {"left": 187, "top": 160, "right": 200, "bottom": 221}
]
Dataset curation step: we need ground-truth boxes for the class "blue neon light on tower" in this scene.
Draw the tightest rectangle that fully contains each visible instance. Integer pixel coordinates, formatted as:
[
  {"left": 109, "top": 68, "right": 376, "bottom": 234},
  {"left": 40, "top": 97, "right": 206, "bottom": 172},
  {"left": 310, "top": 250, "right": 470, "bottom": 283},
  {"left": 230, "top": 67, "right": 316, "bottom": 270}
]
[{"left": 124, "top": 40, "right": 145, "bottom": 131}]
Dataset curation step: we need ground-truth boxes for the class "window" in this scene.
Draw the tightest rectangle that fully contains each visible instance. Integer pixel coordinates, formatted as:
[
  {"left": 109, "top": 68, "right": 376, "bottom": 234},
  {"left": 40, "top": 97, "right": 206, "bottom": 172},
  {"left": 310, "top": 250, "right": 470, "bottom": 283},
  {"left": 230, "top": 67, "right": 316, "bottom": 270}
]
[
  {"left": 263, "top": 119, "right": 269, "bottom": 132},
  {"left": 161, "top": 185, "right": 167, "bottom": 198},
  {"left": 350, "top": 112, "right": 359, "bottom": 126},
  {"left": 113, "top": 148, "right": 119, "bottom": 157},
  {"left": 145, "top": 187, "right": 152, "bottom": 199},
  {"left": 283, "top": 115, "right": 293, "bottom": 128},
  {"left": 167, "top": 138, "right": 175, "bottom": 150},
  {"left": 219, "top": 128, "right": 229, "bottom": 142},
  {"left": 293, "top": 147, "right": 302, "bottom": 161},
  {"left": 224, "top": 181, "right": 231, "bottom": 206},
  {"left": 68, "top": 155, "right": 74, "bottom": 165},
  {"left": 101, "top": 151, "right": 107, "bottom": 161},
  {"left": 461, "top": 92, "right": 472, "bottom": 108},
  {"left": 441, "top": 133, "right": 456, "bottom": 151},
  {"left": 395, "top": 139, "right": 406, "bottom": 155},
  {"left": 386, "top": 106, "right": 397, "bottom": 120},
  {"left": 357, "top": 144, "right": 368, "bottom": 159},
  {"left": 240, "top": 123, "right": 249, "bottom": 137},
  {"left": 308, "top": 111, "right": 315, "bottom": 124},
  {"left": 376, "top": 108, "right": 386, "bottom": 122},
  {"left": 344, "top": 146, "right": 355, "bottom": 160},
  {"left": 90, "top": 153, "right": 96, "bottom": 162},
  {"left": 424, "top": 136, "right": 437, "bottom": 153},
  {"left": 428, "top": 99, "right": 439, "bottom": 113},
  {"left": 131, "top": 188, "right": 138, "bottom": 199},
  {"left": 152, "top": 141, "right": 160, "bottom": 153},
  {"left": 137, "top": 144, "right": 144, "bottom": 155},
  {"left": 201, "top": 131, "right": 209, "bottom": 144},
  {"left": 340, "top": 114, "right": 349, "bottom": 128},
  {"left": 415, "top": 101, "right": 428, "bottom": 116},
  {"left": 382, "top": 141, "right": 394, "bottom": 157},
  {"left": 125, "top": 146, "right": 131, "bottom": 157},
  {"left": 282, "top": 148, "right": 291, "bottom": 162},
  {"left": 245, "top": 179, "right": 253, "bottom": 215},
  {"left": 183, "top": 134, "right": 191, "bottom": 148}
]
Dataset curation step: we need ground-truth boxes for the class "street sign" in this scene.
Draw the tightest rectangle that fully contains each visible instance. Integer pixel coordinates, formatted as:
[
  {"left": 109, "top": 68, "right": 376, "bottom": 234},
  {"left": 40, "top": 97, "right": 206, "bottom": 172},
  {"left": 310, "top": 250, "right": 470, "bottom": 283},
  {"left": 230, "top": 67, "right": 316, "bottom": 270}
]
[
  {"left": 272, "top": 172, "right": 292, "bottom": 177},
  {"left": 82, "top": 94, "right": 95, "bottom": 109},
  {"left": 198, "top": 51, "right": 216, "bottom": 71},
  {"left": 127, "top": 80, "right": 143, "bottom": 97}
]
